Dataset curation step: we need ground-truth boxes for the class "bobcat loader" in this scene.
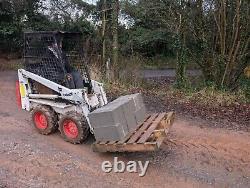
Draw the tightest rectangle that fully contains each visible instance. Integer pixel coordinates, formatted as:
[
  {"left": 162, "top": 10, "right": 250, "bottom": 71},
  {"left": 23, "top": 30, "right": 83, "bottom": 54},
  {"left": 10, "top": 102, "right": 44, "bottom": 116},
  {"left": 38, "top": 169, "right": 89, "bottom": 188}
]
[{"left": 16, "top": 31, "right": 174, "bottom": 152}]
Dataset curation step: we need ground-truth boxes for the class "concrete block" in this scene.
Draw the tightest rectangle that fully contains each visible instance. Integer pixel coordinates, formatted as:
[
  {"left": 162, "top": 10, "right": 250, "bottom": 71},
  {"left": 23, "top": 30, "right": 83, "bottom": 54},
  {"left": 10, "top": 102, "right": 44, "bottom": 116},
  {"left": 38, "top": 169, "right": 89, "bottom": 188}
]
[
  {"left": 114, "top": 96, "right": 140, "bottom": 131},
  {"left": 93, "top": 123, "right": 127, "bottom": 141},
  {"left": 119, "top": 93, "right": 145, "bottom": 110},
  {"left": 118, "top": 93, "right": 147, "bottom": 124},
  {"left": 119, "top": 99, "right": 137, "bottom": 132},
  {"left": 110, "top": 97, "right": 138, "bottom": 132},
  {"left": 89, "top": 93, "right": 147, "bottom": 141},
  {"left": 135, "top": 105, "right": 147, "bottom": 124},
  {"left": 89, "top": 97, "right": 132, "bottom": 141},
  {"left": 88, "top": 99, "right": 127, "bottom": 129}
]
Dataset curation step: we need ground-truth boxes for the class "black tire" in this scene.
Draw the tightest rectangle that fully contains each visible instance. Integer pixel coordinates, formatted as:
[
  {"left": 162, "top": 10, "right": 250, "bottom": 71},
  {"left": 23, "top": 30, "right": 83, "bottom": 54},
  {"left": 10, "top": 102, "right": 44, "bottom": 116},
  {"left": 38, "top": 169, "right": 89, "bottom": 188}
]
[
  {"left": 31, "top": 105, "right": 58, "bottom": 135},
  {"left": 58, "top": 112, "right": 90, "bottom": 144}
]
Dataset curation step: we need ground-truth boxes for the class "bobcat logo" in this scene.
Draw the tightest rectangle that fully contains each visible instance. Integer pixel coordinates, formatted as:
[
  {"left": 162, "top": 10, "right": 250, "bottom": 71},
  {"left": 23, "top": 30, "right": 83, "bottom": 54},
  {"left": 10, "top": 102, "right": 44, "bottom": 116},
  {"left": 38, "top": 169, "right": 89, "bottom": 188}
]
[{"left": 63, "top": 92, "right": 73, "bottom": 97}]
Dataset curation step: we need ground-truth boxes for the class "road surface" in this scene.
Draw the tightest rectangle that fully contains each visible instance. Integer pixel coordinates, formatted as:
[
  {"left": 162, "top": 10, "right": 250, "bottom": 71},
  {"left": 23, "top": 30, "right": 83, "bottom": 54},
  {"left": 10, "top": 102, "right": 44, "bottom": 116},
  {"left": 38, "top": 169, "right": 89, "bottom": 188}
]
[{"left": 142, "top": 69, "right": 202, "bottom": 78}]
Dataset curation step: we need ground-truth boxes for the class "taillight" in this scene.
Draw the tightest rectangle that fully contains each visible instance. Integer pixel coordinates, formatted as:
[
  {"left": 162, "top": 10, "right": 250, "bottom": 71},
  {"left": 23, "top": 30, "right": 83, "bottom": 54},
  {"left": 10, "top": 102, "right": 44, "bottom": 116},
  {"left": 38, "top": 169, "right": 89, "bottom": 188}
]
[{"left": 16, "top": 81, "right": 21, "bottom": 108}]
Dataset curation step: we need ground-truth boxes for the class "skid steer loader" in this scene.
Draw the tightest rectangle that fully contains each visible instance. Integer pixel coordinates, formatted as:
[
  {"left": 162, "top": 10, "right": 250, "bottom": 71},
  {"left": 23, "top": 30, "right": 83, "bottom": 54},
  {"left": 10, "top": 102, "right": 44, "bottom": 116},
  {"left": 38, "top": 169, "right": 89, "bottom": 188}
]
[{"left": 16, "top": 31, "right": 174, "bottom": 152}]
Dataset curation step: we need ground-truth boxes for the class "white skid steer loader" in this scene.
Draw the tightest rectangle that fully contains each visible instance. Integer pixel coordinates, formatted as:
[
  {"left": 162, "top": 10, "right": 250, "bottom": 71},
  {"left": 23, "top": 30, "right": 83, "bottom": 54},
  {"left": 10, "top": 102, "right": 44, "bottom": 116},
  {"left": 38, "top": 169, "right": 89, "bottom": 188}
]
[{"left": 17, "top": 31, "right": 174, "bottom": 152}]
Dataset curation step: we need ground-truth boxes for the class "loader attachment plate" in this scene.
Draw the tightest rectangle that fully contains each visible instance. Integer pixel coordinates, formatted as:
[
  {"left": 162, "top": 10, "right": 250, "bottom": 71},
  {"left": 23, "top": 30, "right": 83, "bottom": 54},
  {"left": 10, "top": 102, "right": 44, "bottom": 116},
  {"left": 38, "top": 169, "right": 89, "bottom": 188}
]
[{"left": 92, "top": 112, "right": 174, "bottom": 152}]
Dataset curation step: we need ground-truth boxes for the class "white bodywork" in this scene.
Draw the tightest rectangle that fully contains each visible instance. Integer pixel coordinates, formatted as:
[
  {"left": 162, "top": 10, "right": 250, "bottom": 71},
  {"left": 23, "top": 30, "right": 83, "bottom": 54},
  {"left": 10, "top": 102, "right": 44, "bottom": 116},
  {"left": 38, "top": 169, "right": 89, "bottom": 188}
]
[{"left": 17, "top": 69, "right": 108, "bottom": 132}]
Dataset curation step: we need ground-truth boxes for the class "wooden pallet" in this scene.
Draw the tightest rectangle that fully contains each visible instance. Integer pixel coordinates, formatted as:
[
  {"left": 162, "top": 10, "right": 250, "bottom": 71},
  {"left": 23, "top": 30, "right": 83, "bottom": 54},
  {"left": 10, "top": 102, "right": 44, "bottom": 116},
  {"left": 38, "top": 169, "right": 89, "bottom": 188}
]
[{"left": 92, "top": 112, "right": 175, "bottom": 152}]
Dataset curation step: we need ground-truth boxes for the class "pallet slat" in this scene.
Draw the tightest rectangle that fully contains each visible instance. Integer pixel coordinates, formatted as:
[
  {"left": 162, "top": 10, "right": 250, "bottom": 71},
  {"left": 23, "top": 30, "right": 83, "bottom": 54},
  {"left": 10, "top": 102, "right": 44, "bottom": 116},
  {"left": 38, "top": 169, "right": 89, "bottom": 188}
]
[
  {"left": 127, "top": 114, "right": 158, "bottom": 144},
  {"left": 108, "top": 141, "right": 118, "bottom": 144},
  {"left": 92, "top": 112, "right": 175, "bottom": 153},
  {"left": 137, "top": 113, "right": 166, "bottom": 144},
  {"left": 117, "top": 115, "right": 151, "bottom": 144}
]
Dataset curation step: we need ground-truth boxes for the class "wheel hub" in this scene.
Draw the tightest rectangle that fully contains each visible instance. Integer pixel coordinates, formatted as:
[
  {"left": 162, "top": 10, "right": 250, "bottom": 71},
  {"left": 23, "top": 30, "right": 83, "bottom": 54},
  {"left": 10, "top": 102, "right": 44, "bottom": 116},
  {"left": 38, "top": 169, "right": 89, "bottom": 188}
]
[
  {"left": 63, "top": 120, "right": 78, "bottom": 139},
  {"left": 34, "top": 112, "right": 48, "bottom": 129}
]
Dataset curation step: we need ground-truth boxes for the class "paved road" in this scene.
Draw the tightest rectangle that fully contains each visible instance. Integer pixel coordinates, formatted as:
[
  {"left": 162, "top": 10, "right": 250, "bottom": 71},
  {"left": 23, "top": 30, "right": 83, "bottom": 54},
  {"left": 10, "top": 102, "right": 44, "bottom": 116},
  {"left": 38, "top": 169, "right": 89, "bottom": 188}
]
[{"left": 142, "top": 69, "right": 202, "bottom": 78}]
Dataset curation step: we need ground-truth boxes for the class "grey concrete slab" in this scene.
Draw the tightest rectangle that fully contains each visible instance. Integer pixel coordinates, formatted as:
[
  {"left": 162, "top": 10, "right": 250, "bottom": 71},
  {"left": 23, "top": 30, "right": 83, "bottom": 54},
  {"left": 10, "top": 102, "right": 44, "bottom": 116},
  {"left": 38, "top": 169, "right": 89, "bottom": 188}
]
[
  {"left": 89, "top": 100, "right": 127, "bottom": 129},
  {"left": 119, "top": 93, "right": 147, "bottom": 124},
  {"left": 119, "top": 93, "right": 145, "bottom": 111},
  {"left": 109, "top": 96, "right": 138, "bottom": 132},
  {"left": 89, "top": 93, "right": 147, "bottom": 141},
  {"left": 93, "top": 123, "right": 127, "bottom": 141},
  {"left": 89, "top": 97, "right": 131, "bottom": 141},
  {"left": 135, "top": 106, "right": 147, "bottom": 124},
  {"left": 119, "top": 99, "right": 137, "bottom": 132}
]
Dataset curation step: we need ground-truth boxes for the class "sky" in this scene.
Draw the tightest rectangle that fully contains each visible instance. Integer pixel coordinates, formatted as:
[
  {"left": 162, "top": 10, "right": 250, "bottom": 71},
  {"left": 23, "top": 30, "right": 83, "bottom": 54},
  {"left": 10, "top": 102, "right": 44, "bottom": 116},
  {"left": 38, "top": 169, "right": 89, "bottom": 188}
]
[
  {"left": 42, "top": 0, "right": 131, "bottom": 28},
  {"left": 84, "top": 0, "right": 97, "bottom": 5}
]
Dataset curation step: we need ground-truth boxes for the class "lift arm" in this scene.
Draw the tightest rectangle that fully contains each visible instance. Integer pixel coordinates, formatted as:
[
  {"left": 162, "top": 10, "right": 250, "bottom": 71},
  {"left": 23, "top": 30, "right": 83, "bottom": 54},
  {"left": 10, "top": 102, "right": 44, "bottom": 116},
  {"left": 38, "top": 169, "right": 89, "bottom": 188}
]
[{"left": 18, "top": 69, "right": 85, "bottom": 110}]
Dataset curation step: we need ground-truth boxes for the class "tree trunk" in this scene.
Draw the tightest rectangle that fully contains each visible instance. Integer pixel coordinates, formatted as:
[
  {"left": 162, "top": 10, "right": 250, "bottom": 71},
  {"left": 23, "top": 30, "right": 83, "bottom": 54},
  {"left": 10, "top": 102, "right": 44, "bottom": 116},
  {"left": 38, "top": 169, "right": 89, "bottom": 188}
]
[
  {"left": 111, "top": 0, "right": 119, "bottom": 79},
  {"left": 102, "top": 0, "right": 107, "bottom": 74},
  {"left": 176, "top": 33, "right": 188, "bottom": 88},
  {"left": 176, "top": 2, "right": 187, "bottom": 88}
]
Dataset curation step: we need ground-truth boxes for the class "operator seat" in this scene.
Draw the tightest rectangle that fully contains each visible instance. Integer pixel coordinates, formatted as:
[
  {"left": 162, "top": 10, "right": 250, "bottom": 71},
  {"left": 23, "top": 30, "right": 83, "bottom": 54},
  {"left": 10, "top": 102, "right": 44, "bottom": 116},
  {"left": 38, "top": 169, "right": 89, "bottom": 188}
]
[{"left": 64, "top": 61, "right": 84, "bottom": 89}]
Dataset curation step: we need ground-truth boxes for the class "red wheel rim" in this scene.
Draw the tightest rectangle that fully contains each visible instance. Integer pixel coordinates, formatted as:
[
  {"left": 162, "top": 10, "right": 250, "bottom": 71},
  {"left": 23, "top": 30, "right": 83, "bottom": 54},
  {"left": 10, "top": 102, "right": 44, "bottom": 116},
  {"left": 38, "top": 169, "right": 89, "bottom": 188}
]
[
  {"left": 34, "top": 112, "right": 48, "bottom": 129},
  {"left": 63, "top": 120, "right": 78, "bottom": 139}
]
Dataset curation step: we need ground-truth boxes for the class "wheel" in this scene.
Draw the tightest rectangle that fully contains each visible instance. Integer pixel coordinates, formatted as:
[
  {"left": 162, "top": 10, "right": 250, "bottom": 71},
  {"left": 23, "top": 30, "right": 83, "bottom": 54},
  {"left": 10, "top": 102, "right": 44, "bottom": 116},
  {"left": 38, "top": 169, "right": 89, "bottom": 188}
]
[
  {"left": 31, "top": 105, "right": 58, "bottom": 135},
  {"left": 58, "top": 112, "right": 90, "bottom": 144}
]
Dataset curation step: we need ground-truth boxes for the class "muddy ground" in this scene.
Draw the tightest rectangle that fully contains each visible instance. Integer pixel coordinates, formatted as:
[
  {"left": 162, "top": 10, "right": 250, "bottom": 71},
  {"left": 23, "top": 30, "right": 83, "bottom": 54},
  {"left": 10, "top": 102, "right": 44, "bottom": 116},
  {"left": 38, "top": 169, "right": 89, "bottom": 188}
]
[{"left": 0, "top": 71, "right": 249, "bottom": 188}]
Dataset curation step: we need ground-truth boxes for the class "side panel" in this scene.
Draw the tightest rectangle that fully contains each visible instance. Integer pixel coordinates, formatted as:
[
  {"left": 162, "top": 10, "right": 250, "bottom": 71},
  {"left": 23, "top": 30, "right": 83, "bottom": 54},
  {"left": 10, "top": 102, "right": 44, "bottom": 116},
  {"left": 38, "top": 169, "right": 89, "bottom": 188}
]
[{"left": 18, "top": 70, "right": 32, "bottom": 111}]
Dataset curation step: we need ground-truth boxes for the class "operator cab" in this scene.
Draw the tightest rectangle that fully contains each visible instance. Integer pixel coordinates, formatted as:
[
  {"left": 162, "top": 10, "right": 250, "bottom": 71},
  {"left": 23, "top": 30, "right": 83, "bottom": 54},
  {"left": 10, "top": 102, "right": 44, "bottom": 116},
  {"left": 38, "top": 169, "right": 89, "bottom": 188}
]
[{"left": 23, "top": 31, "right": 92, "bottom": 94}]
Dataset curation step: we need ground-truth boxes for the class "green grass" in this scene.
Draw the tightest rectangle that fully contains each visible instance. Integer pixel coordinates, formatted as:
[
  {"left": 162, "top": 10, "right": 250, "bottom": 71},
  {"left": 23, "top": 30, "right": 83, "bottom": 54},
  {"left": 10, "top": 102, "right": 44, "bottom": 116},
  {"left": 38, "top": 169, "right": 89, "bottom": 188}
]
[{"left": 104, "top": 76, "right": 249, "bottom": 108}]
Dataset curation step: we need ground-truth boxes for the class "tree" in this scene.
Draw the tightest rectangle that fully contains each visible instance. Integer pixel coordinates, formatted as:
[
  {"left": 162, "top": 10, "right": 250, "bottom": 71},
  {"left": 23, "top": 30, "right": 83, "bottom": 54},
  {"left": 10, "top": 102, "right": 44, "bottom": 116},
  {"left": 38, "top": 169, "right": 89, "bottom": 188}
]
[
  {"left": 111, "top": 0, "right": 119, "bottom": 78},
  {"left": 101, "top": 0, "right": 107, "bottom": 70},
  {"left": 122, "top": 0, "right": 249, "bottom": 90},
  {"left": 188, "top": 0, "right": 249, "bottom": 89},
  {"left": 122, "top": 0, "right": 190, "bottom": 87},
  {"left": 0, "top": 0, "right": 96, "bottom": 53},
  {"left": 0, "top": 0, "right": 47, "bottom": 53}
]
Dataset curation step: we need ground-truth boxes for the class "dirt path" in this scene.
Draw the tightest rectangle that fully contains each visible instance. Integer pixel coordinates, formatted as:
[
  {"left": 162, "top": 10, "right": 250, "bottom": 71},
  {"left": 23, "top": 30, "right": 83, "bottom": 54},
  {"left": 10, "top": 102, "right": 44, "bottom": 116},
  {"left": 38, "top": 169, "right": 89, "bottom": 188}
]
[{"left": 0, "top": 71, "right": 249, "bottom": 188}]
